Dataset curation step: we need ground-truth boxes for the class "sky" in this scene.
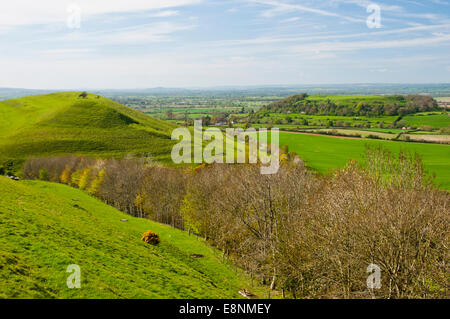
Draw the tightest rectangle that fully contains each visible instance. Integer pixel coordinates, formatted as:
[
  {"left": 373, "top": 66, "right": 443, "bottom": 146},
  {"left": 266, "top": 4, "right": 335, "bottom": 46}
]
[{"left": 0, "top": 0, "right": 449, "bottom": 89}]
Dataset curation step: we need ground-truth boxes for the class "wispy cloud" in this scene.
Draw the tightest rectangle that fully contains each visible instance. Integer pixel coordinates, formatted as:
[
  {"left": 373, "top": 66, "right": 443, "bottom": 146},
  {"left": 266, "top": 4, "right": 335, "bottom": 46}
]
[
  {"left": 289, "top": 34, "right": 450, "bottom": 53},
  {"left": 0, "top": 0, "right": 202, "bottom": 26},
  {"left": 37, "top": 48, "right": 94, "bottom": 55},
  {"left": 248, "top": 0, "right": 364, "bottom": 22},
  {"left": 209, "top": 23, "right": 450, "bottom": 47},
  {"left": 149, "top": 10, "right": 181, "bottom": 18},
  {"left": 55, "top": 21, "right": 197, "bottom": 46},
  {"left": 432, "top": 0, "right": 449, "bottom": 5},
  {"left": 0, "top": 0, "right": 449, "bottom": 88}
]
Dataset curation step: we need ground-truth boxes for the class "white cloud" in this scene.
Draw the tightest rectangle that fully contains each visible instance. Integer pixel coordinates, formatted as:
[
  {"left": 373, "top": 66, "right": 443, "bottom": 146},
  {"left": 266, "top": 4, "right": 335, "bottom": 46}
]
[
  {"left": 46, "top": 21, "right": 197, "bottom": 45},
  {"left": 329, "top": 0, "right": 444, "bottom": 24},
  {"left": 370, "top": 68, "right": 389, "bottom": 73},
  {"left": 37, "top": 48, "right": 94, "bottom": 54},
  {"left": 289, "top": 34, "right": 450, "bottom": 53},
  {"left": 329, "top": 0, "right": 403, "bottom": 12},
  {"left": 0, "top": 0, "right": 202, "bottom": 26},
  {"left": 248, "top": 0, "right": 364, "bottom": 23},
  {"left": 149, "top": 10, "right": 180, "bottom": 18},
  {"left": 100, "top": 22, "right": 195, "bottom": 44},
  {"left": 432, "top": 0, "right": 449, "bottom": 5},
  {"left": 209, "top": 23, "right": 450, "bottom": 47},
  {"left": 280, "top": 17, "right": 300, "bottom": 23}
]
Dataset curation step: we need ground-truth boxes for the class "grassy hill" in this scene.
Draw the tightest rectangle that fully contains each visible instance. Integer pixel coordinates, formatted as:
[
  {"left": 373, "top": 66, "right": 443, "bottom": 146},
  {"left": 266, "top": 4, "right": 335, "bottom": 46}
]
[
  {"left": 0, "top": 92, "right": 177, "bottom": 173},
  {"left": 0, "top": 176, "right": 266, "bottom": 298}
]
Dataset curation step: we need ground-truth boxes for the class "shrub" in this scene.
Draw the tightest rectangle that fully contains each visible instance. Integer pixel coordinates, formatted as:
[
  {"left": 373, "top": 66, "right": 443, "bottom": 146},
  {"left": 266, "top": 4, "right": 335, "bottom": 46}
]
[
  {"left": 421, "top": 125, "right": 433, "bottom": 132},
  {"left": 39, "top": 169, "right": 49, "bottom": 181},
  {"left": 141, "top": 230, "right": 160, "bottom": 245},
  {"left": 366, "top": 134, "right": 382, "bottom": 140},
  {"left": 79, "top": 91, "right": 88, "bottom": 99}
]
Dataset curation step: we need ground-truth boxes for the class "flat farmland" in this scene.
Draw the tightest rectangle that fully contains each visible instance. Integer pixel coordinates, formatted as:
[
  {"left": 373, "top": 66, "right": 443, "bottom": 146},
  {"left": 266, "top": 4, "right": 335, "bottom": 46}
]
[{"left": 257, "top": 131, "right": 450, "bottom": 189}]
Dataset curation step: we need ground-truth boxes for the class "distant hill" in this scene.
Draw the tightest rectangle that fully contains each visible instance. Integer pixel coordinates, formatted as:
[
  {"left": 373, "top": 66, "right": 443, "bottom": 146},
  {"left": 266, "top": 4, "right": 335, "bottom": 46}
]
[
  {"left": 0, "top": 176, "right": 262, "bottom": 298},
  {"left": 0, "top": 92, "right": 177, "bottom": 173},
  {"left": 2, "top": 84, "right": 450, "bottom": 100},
  {"left": 260, "top": 94, "right": 439, "bottom": 117}
]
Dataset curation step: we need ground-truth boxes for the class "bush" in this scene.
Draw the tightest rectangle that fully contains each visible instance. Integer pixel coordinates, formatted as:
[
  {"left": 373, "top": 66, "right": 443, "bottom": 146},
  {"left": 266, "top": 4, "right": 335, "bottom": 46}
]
[
  {"left": 141, "top": 230, "right": 160, "bottom": 245},
  {"left": 79, "top": 91, "right": 88, "bottom": 99},
  {"left": 39, "top": 169, "right": 49, "bottom": 181},
  {"left": 421, "top": 125, "right": 433, "bottom": 132}
]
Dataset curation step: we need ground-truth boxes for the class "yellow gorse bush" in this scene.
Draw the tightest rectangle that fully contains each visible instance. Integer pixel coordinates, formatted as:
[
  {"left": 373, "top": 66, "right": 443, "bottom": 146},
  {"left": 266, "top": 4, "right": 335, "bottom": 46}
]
[{"left": 141, "top": 230, "right": 160, "bottom": 245}]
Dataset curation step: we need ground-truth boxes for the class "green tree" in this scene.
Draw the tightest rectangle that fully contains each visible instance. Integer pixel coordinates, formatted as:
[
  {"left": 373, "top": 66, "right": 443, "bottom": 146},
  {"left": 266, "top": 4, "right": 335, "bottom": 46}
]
[
  {"left": 39, "top": 169, "right": 49, "bottom": 181},
  {"left": 78, "top": 168, "right": 92, "bottom": 190},
  {"left": 88, "top": 169, "right": 105, "bottom": 195}
]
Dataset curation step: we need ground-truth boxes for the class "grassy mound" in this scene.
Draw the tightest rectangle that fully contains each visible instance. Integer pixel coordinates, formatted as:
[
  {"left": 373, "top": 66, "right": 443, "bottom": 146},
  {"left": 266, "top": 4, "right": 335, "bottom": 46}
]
[
  {"left": 0, "top": 176, "right": 264, "bottom": 298},
  {"left": 0, "top": 92, "right": 177, "bottom": 173}
]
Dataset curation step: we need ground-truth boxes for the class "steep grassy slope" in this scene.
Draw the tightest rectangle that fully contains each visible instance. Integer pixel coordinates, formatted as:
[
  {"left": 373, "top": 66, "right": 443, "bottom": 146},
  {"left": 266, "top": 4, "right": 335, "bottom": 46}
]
[
  {"left": 0, "top": 176, "right": 265, "bottom": 298},
  {"left": 0, "top": 93, "right": 177, "bottom": 172}
]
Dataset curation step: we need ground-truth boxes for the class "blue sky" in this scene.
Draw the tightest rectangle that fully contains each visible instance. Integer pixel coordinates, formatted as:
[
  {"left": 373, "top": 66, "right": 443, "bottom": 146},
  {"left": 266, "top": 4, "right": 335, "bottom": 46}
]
[{"left": 0, "top": 0, "right": 449, "bottom": 89}]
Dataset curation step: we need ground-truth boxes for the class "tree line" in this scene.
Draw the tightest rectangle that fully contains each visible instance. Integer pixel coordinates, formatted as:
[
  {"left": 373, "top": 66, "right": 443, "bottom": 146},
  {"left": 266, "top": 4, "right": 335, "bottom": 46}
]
[
  {"left": 261, "top": 94, "right": 439, "bottom": 117},
  {"left": 23, "top": 149, "right": 449, "bottom": 298}
]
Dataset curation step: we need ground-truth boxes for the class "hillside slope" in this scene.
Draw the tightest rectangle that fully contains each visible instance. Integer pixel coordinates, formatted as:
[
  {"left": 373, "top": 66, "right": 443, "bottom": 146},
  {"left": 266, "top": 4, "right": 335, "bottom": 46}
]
[
  {"left": 0, "top": 176, "right": 265, "bottom": 298},
  {"left": 0, "top": 92, "right": 177, "bottom": 173}
]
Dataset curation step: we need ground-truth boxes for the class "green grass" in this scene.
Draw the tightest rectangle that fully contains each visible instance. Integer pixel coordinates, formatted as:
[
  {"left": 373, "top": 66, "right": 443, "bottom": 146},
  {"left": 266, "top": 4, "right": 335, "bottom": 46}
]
[
  {"left": 260, "top": 112, "right": 450, "bottom": 129},
  {"left": 0, "top": 93, "right": 177, "bottom": 172},
  {"left": 403, "top": 113, "right": 450, "bottom": 129},
  {"left": 0, "top": 176, "right": 266, "bottom": 298},
  {"left": 257, "top": 132, "right": 450, "bottom": 189},
  {"left": 260, "top": 113, "right": 399, "bottom": 126}
]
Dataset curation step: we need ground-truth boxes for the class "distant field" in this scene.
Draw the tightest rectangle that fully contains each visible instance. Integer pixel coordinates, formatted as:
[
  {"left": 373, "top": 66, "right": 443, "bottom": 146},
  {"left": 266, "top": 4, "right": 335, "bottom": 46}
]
[
  {"left": 403, "top": 113, "right": 450, "bottom": 129},
  {"left": 260, "top": 112, "right": 449, "bottom": 128},
  {"left": 260, "top": 113, "right": 399, "bottom": 126},
  {"left": 256, "top": 132, "right": 450, "bottom": 189},
  {"left": 0, "top": 176, "right": 265, "bottom": 298}
]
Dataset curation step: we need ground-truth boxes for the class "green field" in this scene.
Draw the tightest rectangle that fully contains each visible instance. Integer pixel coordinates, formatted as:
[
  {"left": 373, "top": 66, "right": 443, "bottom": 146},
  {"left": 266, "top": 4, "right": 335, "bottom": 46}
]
[
  {"left": 0, "top": 93, "right": 177, "bottom": 173},
  {"left": 258, "top": 112, "right": 450, "bottom": 129},
  {"left": 259, "top": 113, "right": 399, "bottom": 126},
  {"left": 403, "top": 113, "right": 450, "bottom": 129},
  {"left": 0, "top": 176, "right": 266, "bottom": 298},
  {"left": 257, "top": 132, "right": 450, "bottom": 189}
]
